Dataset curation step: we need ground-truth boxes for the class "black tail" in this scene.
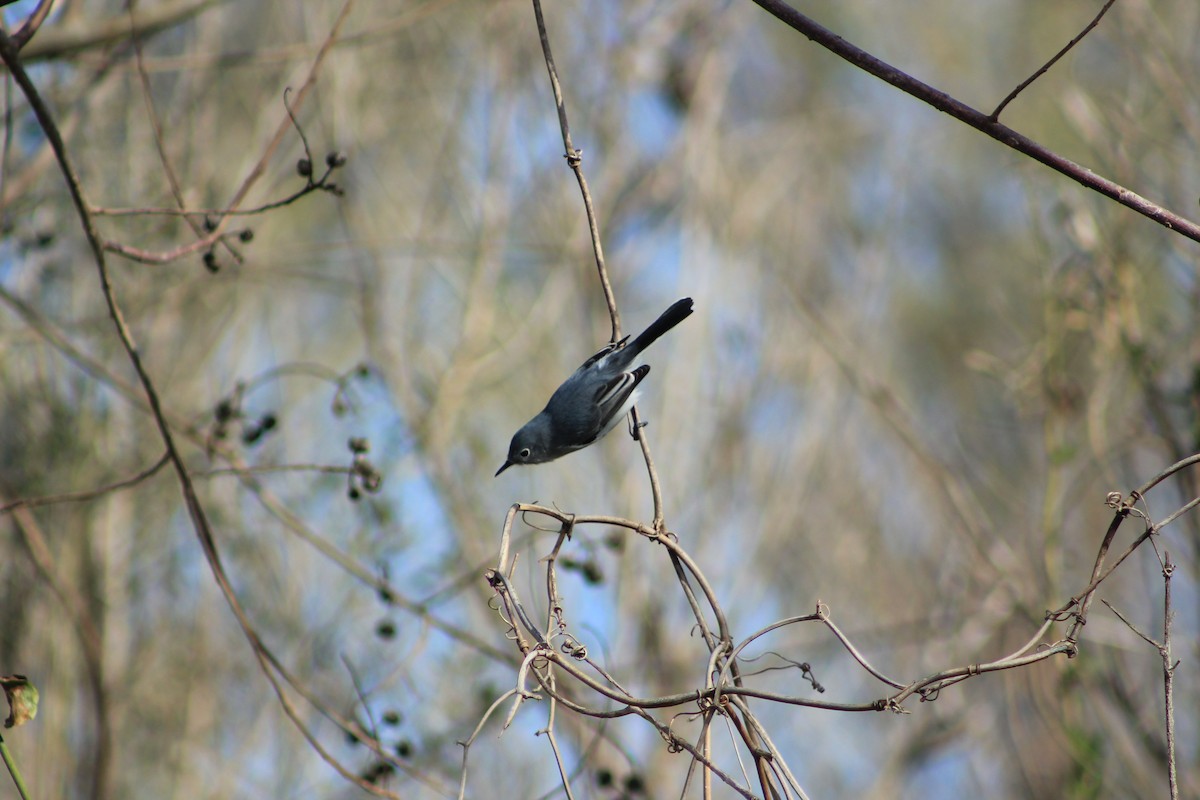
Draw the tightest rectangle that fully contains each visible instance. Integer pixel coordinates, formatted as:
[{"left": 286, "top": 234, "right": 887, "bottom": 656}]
[{"left": 626, "top": 298, "right": 694, "bottom": 358}]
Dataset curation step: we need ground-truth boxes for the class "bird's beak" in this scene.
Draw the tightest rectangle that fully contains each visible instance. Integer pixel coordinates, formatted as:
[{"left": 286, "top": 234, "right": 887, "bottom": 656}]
[{"left": 495, "top": 460, "right": 513, "bottom": 477}]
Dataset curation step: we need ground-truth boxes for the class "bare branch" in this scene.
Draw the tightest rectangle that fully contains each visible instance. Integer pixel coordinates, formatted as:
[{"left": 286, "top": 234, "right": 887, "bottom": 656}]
[
  {"left": 990, "top": 0, "right": 1119, "bottom": 119},
  {"left": 528, "top": 0, "right": 620, "bottom": 341},
  {"left": 747, "top": 0, "right": 1200, "bottom": 243}
]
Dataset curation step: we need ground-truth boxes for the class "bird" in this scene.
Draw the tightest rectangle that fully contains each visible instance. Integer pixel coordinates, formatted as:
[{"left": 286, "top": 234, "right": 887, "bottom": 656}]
[{"left": 496, "top": 298, "right": 694, "bottom": 476}]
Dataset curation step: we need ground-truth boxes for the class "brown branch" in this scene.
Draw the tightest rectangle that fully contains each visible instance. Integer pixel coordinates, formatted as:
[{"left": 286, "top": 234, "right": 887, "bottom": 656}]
[
  {"left": 989, "top": 0, "right": 1119, "bottom": 120},
  {"left": 0, "top": 452, "right": 170, "bottom": 513},
  {"left": 102, "top": 228, "right": 240, "bottom": 264},
  {"left": 747, "top": 0, "right": 1200, "bottom": 243},
  {"left": 0, "top": 11, "right": 414, "bottom": 800},
  {"left": 18, "top": 0, "right": 221, "bottom": 61},
  {"left": 100, "top": 0, "right": 354, "bottom": 265},
  {"left": 12, "top": 0, "right": 55, "bottom": 50},
  {"left": 529, "top": 0, "right": 620, "bottom": 342},
  {"left": 1161, "top": 554, "right": 1178, "bottom": 800}
]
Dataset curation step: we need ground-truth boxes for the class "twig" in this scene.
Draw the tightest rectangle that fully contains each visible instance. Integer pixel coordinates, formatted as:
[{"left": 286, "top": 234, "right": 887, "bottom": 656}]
[
  {"left": 457, "top": 689, "right": 520, "bottom": 800},
  {"left": 622, "top": 707, "right": 757, "bottom": 799},
  {"left": 12, "top": 0, "right": 55, "bottom": 49},
  {"left": 101, "top": 0, "right": 354, "bottom": 265},
  {"left": 20, "top": 0, "right": 218, "bottom": 61},
  {"left": 1100, "top": 600, "right": 1158, "bottom": 649},
  {"left": 817, "top": 605, "right": 905, "bottom": 689},
  {"left": 1161, "top": 553, "right": 1178, "bottom": 800},
  {"left": 747, "top": 0, "right": 1200, "bottom": 242},
  {"left": 256, "top": 646, "right": 450, "bottom": 795},
  {"left": 341, "top": 655, "right": 382, "bottom": 746},
  {"left": 731, "top": 707, "right": 810, "bottom": 800},
  {"left": 990, "top": 0, "right": 1119, "bottom": 120},
  {"left": 198, "top": 463, "right": 354, "bottom": 479},
  {"left": 887, "top": 643, "right": 1076, "bottom": 707},
  {"left": 631, "top": 406, "right": 667, "bottom": 527},
  {"left": 1060, "top": 492, "right": 1200, "bottom": 642},
  {"left": 0, "top": 13, "right": 411, "bottom": 800},
  {"left": 1100, "top": 553, "right": 1179, "bottom": 800},
  {"left": 0, "top": 733, "right": 31, "bottom": 800},
  {"left": 528, "top": 0, "right": 619, "bottom": 341},
  {"left": 102, "top": 229, "right": 247, "bottom": 264},
  {"left": 540, "top": 694, "right": 577, "bottom": 800},
  {"left": 128, "top": 4, "right": 203, "bottom": 242},
  {"left": 0, "top": 452, "right": 170, "bottom": 513}
]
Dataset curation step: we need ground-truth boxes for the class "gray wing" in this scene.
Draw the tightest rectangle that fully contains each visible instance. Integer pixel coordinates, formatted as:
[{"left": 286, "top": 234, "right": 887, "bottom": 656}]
[{"left": 589, "top": 365, "right": 650, "bottom": 441}]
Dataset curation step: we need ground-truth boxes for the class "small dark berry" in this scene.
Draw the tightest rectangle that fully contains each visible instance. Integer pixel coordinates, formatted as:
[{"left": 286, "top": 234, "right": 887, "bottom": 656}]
[
  {"left": 326, "top": 150, "right": 347, "bottom": 168},
  {"left": 203, "top": 251, "right": 219, "bottom": 272},
  {"left": 596, "top": 769, "right": 613, "bottom": 788},
  {"left": 239, "top": 228, "right": 254, "bottom": 243},
  {"left": 623, "top": 773, "right": 645, "bottom": 794},
  {"left": 356, "top": 363, "right": 370, "bottom": 378},
  {"left": 361, "top": 761, "right": 394, "bottom": 784},
  {"left": 375, "top": 619, "right": 396, "bottom": 639},
  {"left": 361, "top": 471, "right": 382, "bottom": 493},
  {"left": 348, "top": 437, "right": 369, "bottom": 454},
  {"left": 297, "top": 158, "right": 312, "bottom": 177},
  {"left": 345, "top": 730, "right": 360, "bottom": 746},
  {"left": 395, "top": 740, "right": 412, "bottom": 758},
  {"left": 203, "top": 215, "right": 217, "bottom": 232},
  {"left": 382, "top": 710, "right": 401, "bottom": 726},
  {"left": 215, "top": 399, "right": 235, "bottom": 421},
  {"left": 260, "top": 413, "right": 277, "bottom": 430},
  {"left": 241, "top": 426, "right": 263, "bottom": 445},
  {"left": 348, "top": 486, "right": 361, "bottom": 501}
]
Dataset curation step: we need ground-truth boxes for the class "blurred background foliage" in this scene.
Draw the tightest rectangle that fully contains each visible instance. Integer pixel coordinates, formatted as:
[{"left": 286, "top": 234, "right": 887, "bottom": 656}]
[{"left": 0, "top": 0, "right": 1196, "bottom": 797}]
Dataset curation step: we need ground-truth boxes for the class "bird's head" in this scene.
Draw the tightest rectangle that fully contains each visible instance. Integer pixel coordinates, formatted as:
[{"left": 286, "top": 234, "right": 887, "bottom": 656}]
[{"left": 495, "top": 416, "right": 553, "bottom": 476}]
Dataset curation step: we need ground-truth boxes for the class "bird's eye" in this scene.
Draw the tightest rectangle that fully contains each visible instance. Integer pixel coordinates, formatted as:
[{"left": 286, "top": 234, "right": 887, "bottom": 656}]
[{"left": 519, "top": 448, "right": 531, "bottom": 459}]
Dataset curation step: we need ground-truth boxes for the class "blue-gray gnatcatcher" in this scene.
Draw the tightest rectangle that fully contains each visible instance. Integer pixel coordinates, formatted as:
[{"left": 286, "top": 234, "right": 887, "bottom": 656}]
[{"left": 496, "top": 298, "right": 694, "bottom": 476}]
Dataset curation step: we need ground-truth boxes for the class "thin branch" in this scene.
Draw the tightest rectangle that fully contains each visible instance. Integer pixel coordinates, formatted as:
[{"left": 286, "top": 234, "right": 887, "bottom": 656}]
[
  {"left": 457, "top": 689, "right": 520, "bottom": 800},
  {"left": 621, "top": 706, "right": 757, "bottom": 800},
  {"left": 1161, "top": 554, "right": 1178, "bottom": 800},
  {"left": 631, "top": 406, "right": 667, "bottom": 527},
  {"left": 19, "top": 0, "right": 221, "bottom": 61},
  {"left": 816, "top": 606, "right": 905, "bottom": 690},
  {"left": 990, "top": 0, "right": 1119, "bottom": 120},
  {"left": 1100, "top": 600, "right": 1159, "bottom": 649},
  {"left": 102, "top": 228, "right": 246, "bottom": 264},
  {"left": 887, "top": 643, "right": 1076, "bottom": 707},
  {"left": 1060, "top": 492, "right": 1200, "bottom": 641},
  {"left": 540, "top": 694, "right": 577, "bottom": 800},
  {"left": 99, "top": 0, "right": 354, "bottom": 265},
  {"left": 12, "top": 0, "right": 55, "bottom": 49},
  {"left": 128, "top": 4, "right": 192, "bottom": 222},
  {"left": 529, "top": 0, "right": 619, "bottom": 341},
  {"left": 341, "top": 655, "right": 382, "bottom": 747},
  {"left": 0, "top": 452, "right": 170, "bottom": 513},
  {"left": 747, "top": 0, "right": 1200, "bottom": 243},
  {"left": 0, "top": 13, "right": 412, "bottom": 800}
]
